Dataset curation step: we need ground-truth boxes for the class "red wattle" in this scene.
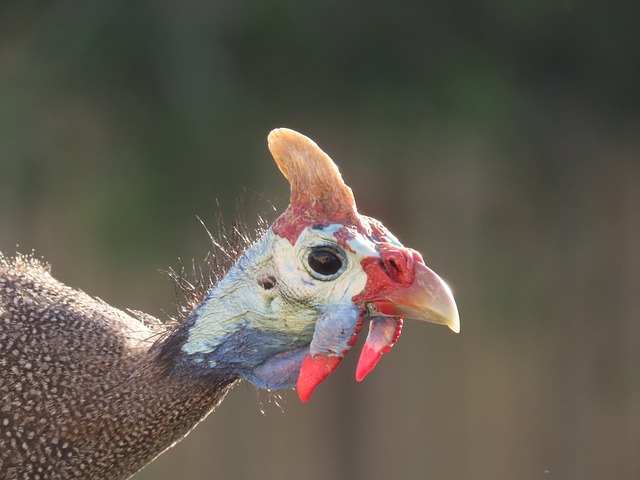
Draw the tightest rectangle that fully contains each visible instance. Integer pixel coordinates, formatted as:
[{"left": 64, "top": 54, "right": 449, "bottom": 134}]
[
  {"left": 355, "top": 344, "right": 382, "bottom": 381},
  {"left": 355, "top": 317, "right": 403, "bottom": 382},
  {"left": 297, "top": 354, "right": 343, "bottom": 402}
]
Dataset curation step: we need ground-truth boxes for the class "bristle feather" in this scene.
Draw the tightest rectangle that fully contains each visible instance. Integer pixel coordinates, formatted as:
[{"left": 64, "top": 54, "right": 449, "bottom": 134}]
[{"left": 167, "top": 209, "right": 270, "bottom": 323}]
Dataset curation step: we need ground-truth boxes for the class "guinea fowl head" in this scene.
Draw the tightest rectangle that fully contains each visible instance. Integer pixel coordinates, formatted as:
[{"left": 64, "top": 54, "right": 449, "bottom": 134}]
[{"left": 166, "top": 128, "right": 459, "bottom": 402}]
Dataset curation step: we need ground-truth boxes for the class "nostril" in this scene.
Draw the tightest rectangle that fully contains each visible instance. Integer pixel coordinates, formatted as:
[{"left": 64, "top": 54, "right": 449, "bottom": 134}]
[
  {"left": 378, "top": 258, "right": 389, "bottom": 276},
  {"left": 377, "top": 247, "right": 415, "bottom": 285}
]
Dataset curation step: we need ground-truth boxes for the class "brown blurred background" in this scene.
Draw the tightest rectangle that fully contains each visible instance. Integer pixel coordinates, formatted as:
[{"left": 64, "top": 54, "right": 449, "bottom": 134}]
[{"left": 1, "top": 1, "right": 639, "bottom": 479}]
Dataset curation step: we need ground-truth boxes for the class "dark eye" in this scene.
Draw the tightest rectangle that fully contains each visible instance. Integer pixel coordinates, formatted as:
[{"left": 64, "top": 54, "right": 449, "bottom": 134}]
[{"left": 307, "top": 248, "right": 343, "bottom": 277}]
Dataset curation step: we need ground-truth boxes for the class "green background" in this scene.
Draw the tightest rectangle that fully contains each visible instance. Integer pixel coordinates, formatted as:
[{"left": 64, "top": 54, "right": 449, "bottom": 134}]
[{"left": 1, "top": 1, "right": 639, "bottom": 479}]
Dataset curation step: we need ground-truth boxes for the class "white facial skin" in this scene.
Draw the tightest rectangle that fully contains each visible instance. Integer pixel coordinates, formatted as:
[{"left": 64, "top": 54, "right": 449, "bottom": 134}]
[
  {"left": 273, "top": 224, "right": 375, "bottom": 315},
  {"left": 180, "top": 223, "right": 384, "bottom": 389}
]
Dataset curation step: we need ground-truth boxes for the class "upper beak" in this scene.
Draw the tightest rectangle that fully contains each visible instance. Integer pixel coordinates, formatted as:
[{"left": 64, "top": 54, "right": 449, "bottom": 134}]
[{"left": 371, "top": 258, "right": 460, "bottom": 333}]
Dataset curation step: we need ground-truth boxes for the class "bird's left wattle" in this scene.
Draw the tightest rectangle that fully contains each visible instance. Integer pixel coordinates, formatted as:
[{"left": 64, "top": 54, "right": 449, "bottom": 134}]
[
  {"left": 266, "top": 128, "right": 460, "bottom": 402},
  {"left": 355, "top": 316, "right": 403, "bottom": 382}
]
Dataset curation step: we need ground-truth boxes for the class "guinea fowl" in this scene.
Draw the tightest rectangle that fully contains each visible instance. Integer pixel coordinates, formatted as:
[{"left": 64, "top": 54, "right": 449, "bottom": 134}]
[{"left": 0, "top": 128, "right": 459, "bottom": 479}]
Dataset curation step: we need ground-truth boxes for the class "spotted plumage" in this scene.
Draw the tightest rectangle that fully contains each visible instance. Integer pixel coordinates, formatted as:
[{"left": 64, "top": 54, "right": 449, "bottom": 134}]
[
  {"left": 0, "top": 129, "right": 459, "bottom": 479},
  {"left": 0, "top": 255, "right": 236, "bottom": 479}
]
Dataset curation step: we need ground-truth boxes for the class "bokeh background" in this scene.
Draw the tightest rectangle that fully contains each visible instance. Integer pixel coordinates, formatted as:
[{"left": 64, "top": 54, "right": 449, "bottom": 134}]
[{"left": 1, "top": 1, "right": 639, "bottom": 479}]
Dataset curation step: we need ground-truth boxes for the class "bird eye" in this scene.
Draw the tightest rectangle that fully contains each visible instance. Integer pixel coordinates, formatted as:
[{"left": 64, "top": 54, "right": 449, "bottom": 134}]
[{"left": 307, "top": 247, "right": 344, "bottom": 279}]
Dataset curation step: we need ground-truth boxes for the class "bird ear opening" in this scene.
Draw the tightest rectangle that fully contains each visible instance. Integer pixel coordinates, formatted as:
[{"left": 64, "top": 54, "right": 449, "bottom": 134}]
[{"left": 268, "top": 128, "right": 363, "bottom": 244}]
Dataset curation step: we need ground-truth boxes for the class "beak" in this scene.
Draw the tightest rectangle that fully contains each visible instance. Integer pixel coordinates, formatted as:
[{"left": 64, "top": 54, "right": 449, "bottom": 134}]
[{"left": 374, "top": 261, "right": 460, "bottom": 333}]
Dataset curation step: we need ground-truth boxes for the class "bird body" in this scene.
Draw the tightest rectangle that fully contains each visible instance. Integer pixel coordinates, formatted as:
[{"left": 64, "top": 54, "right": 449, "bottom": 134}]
[
  {"left": 0, "top": 256, "right": 234, "bottom": 478},
  {"left": 0, "top": 129, "right": 459, "bottom": 479}
]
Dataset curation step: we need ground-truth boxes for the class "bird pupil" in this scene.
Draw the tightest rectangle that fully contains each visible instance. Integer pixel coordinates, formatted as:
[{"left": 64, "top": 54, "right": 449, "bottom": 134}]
[{"left": 308, "top": 249, "right": 342, "bottom": 276}]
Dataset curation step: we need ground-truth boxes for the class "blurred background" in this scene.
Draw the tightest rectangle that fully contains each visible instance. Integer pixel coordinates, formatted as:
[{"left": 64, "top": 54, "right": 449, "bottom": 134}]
[{"left": 1, "top": 1, "right": 639, "bottom": 479}]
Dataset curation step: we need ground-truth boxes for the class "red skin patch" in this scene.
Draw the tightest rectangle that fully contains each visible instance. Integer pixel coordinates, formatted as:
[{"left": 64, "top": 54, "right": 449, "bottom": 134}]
[
  {"left": 273, "top": 204, "right": 364, "bottom": 245},
  {"left": 332, "top": 226, "right": 357, "bottom": 253},
  {"left": 272, "top": 206, "right": 396, "bottom": 247},
  {"left": 352, "top": 244, "right": 418, "bottom": 309}
]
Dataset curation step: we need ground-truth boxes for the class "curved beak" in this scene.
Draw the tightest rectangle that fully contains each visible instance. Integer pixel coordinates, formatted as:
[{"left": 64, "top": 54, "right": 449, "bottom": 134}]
[{"left": 373, "top": 262, "right": 460, "bottom": 333}]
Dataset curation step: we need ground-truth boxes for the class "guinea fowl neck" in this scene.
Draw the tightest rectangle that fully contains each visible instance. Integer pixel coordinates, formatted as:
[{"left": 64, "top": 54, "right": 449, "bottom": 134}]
[{"left": 85, "top": 343, "right": 239, "bottom": 479}]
